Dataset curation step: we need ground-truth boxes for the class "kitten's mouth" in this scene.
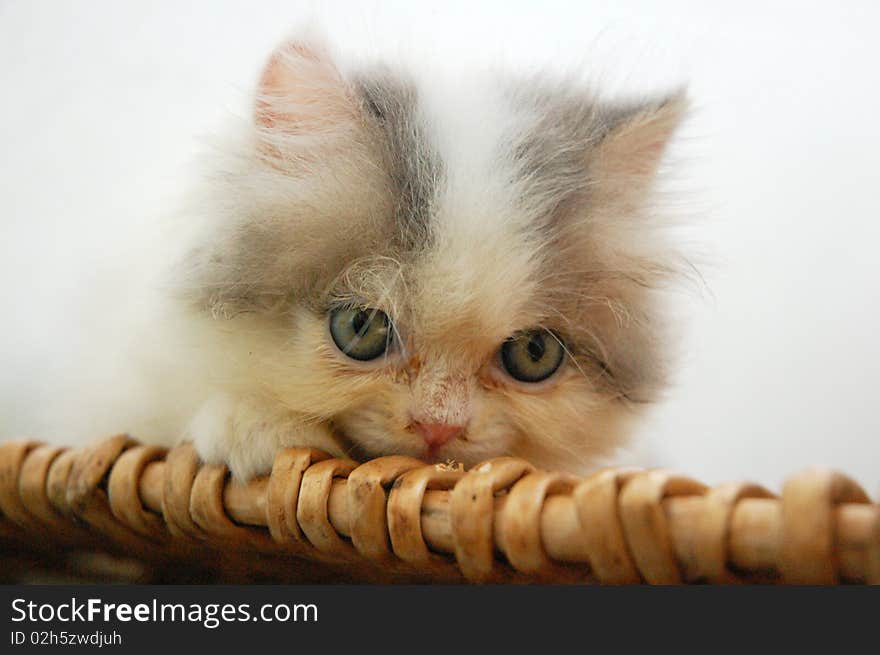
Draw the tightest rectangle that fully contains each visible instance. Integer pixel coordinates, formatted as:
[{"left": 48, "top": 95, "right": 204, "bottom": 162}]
[
  {"left": 423, "top": 445, "right": 450, "bottom": 464},
  {"left": 331, "top": 420, "right": 469, "bottom": 465},
  {"left": 410, "top": 425, "right": 470, "bottom": 464}
]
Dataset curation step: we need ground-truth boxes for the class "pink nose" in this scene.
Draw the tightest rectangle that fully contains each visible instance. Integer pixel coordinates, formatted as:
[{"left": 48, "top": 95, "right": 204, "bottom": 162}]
[{"left": 412, "top": 421, "right": 464, "bottom": 449}]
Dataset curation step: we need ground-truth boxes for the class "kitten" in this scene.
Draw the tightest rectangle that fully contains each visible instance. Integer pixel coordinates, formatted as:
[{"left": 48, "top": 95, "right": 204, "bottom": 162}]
[{"left": 9, "top": 36, "right": 689, "bottom": 481}]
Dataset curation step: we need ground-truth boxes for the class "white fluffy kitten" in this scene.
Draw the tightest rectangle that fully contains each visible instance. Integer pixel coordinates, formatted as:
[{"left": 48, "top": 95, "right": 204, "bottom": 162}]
[{"left": 5, "top": 36, "right": 689, "bottom": 480}]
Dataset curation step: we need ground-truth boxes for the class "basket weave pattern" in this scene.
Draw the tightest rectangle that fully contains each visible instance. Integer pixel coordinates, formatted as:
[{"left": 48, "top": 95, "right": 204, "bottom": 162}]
[{"left": 1, "top": 435, "right": 878, "bottom": 583}]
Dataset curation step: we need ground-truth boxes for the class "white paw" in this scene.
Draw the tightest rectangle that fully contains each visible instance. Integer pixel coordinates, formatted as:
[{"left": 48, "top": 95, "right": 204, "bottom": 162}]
[{"left": 186, "top": 393, "right": 341, "bottom": 480}]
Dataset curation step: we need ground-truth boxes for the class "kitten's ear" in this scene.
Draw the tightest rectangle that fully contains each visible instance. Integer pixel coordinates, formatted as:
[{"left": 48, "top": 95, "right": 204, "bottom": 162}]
[
  {"left": 592, "top": 92, "right": 688, "bottom": 186},
  {"left": 255, "top": 39, "right": 357, "bottom": 133}
]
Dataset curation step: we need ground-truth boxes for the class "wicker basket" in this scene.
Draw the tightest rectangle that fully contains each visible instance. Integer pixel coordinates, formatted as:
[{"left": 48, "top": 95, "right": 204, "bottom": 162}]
[{"left": 1, "top": 435, "right": 878, "bottom": 584}]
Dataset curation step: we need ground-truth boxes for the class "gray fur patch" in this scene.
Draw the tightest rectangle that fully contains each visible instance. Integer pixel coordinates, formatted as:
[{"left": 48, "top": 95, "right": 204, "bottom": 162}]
[
  {"left": 355, "top": 69, "right": 442, "bottom": 252},
  {"left": 181, "top": 68, "right": 445, "bottom": 319},
  {"left": 501, "top": 82, "right": 680, "bottom": 402},
  {"left": 506, "top": 88, "right": 600, "bottom": 222},
  {"left": 504, "top": 81, "right": 676, "bottom": 226}
]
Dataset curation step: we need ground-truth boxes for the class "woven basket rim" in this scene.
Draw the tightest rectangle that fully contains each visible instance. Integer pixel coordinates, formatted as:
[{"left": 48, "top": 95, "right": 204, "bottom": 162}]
[{"left": 1, "top": 436, "right": 878, "bottom": 584}]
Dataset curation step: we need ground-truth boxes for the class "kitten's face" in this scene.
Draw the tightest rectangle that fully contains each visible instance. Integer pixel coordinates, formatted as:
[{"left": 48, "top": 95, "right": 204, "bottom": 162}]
[
  {"left": 183, "top": 41, "right": 686, "bottom": 473},
  {"left": 289, "top": 246, "right": 638, "bottom": 470}
]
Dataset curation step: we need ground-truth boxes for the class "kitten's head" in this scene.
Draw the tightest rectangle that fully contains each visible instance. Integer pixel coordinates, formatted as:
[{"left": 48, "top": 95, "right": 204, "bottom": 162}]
[{"left": 181, "top": 38, "right": 688, "bottom": 472}]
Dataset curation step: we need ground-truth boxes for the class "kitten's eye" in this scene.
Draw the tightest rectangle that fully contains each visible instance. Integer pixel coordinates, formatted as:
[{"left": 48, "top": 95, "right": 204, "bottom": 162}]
[
  {"left": 500, "top": 330, "right": 565, "bottom": 383},
  {"left": 329, "top": 307, "right": 393, "bottom": 361}
]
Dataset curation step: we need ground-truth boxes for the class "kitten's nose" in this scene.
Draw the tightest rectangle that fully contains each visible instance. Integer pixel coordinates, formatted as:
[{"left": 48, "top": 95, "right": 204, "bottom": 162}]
[{"left": 412, "top": 421, "right": 464, "bottom": 449}]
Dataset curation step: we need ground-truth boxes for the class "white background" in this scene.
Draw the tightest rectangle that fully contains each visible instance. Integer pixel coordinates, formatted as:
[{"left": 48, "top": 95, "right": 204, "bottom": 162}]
[{"left": 1, "top": 1, "right": 878, "bottom": 489}]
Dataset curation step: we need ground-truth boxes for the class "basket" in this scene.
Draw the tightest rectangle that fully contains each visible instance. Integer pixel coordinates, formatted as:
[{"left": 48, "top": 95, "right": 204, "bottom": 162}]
[{"left": 1, "top": 435, "right": 878, "bottom": 583}]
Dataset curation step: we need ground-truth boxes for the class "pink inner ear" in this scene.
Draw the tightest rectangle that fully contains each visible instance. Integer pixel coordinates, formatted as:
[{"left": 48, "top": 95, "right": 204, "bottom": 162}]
[
  {"left": 255, "top": 40, "right": 354, "bottom": 132},
  {"left": 259, "top": 43, "right": 319, "bottom": 96},
  {"left": 600, "top": 97, "right": 687, "bottom": 178},
  {"left": 628, "top": 139, "right": 671, "bottom": 176}
]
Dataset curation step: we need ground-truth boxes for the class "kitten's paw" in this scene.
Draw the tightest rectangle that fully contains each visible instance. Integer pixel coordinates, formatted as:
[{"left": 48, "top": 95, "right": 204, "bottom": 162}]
[{"left": 187, "top": 394, "right": 340, "bottom": 480}]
